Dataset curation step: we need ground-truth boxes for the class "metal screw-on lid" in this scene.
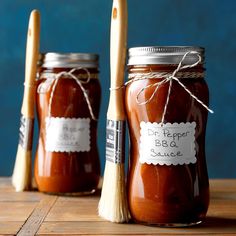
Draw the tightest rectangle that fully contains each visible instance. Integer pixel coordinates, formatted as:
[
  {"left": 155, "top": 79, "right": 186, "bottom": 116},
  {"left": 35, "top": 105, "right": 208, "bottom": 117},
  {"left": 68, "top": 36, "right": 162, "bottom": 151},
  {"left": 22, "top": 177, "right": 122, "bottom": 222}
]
[
  {"left": 128, "top": 46, "right": 204, "bottom": 65},
  {"left": 40, "top": 53, "right": 99, "bottom": 68}
]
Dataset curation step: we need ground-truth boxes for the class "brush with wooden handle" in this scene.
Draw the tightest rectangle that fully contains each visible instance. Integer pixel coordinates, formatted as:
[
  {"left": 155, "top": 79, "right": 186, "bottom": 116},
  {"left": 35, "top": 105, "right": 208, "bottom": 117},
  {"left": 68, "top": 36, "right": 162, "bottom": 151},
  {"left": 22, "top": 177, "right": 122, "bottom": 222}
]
[
  {"left": 98, "top": 0, "right": 130, "bottom": 223},
  {"left": 12, "top": 10, "right": 40, "bottom": 192}
]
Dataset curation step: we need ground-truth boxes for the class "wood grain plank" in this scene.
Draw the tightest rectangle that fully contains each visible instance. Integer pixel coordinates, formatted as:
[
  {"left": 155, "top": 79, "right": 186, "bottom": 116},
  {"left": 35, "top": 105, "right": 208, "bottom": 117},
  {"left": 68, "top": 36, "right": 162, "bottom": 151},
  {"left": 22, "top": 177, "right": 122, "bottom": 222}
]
[
  {"left": 16, "top": 195, "right": 57, "bottom": 236},
  {"left": 45, "top": 194, "right": 236, "bottom": 222},
  {"left": 56, "top": 195, "right": 100, "bottom": 202},
  {"left": 0, "top": 177, "right": 43, "bottom": 202},
  {"left": 0, "top": 202, "right": 37, "bottom": 221},
  {"left": 211, "top": 191, "right": 236, "bottom": 201},
  {"left": 210, "top": 179, "right": 236, "bottom": 192},
  {"left": 0, "top": 178, "right": 235, "bottom": 235},
  {"left": 0, "top": 222, "right": 25, "bottom": 235},
  {"left": 37, "top": 218, "right": 236, "bottom": 235},
  {"left": 40, "top": 184, "right": 236, "bottom": 235},
  {"left": 0, "top": 191, "right": 44, "bottom": 202},
  {"left": 0, "top": 177, "right": 11, "bottom": 187},
  {"left": 45, "top": 196, "right": 103, "bottom": 222},
  {"left": 207, "top": 200, "right": 236, "bottom": 219}
]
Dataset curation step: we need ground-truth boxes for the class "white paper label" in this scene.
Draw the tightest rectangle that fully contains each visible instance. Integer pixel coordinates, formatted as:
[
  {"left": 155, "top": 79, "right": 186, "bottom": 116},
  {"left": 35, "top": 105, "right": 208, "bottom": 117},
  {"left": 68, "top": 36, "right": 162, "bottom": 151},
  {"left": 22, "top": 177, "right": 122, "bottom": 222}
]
[
  {"left": 45, "top": 117, "right": 90, "bottom": 152},
  {"left": 139, "top": 122, "right": 196, "bottom": 165}
]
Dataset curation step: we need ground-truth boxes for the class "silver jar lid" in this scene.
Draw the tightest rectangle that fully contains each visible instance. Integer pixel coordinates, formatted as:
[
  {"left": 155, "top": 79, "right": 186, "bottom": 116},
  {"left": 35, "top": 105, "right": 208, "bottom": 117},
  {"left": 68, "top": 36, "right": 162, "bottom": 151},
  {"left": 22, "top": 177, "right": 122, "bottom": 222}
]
[
  {"left": 128, "top": 46, "right": 204, "bottom": 65},
  {"left": 40, "top": 53, "right": 99, "bottom": 68}
]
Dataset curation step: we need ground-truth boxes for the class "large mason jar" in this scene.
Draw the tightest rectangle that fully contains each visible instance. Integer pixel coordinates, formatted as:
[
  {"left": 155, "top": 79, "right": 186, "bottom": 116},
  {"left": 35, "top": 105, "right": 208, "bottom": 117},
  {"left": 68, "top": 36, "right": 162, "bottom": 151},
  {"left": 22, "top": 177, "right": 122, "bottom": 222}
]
[{"left": 125, "top": 46, "right": 210, "bottom": 226}]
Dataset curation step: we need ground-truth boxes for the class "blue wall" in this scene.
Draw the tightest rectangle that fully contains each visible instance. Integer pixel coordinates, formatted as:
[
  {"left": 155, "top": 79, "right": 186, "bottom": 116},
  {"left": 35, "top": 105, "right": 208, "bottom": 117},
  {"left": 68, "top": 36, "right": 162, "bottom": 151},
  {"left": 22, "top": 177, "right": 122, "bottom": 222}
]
[{"left": 0, "top": 0, "right": 235, "bottom": 178}]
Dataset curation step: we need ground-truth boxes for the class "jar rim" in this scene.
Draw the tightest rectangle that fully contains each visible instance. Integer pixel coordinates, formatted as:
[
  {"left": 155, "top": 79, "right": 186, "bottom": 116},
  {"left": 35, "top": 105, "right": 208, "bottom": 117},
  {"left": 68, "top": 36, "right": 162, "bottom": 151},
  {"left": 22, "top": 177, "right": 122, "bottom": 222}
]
[
  {"left": 38, "top": 52, "right": 99, "bottom": 68},
  {"left": 128, "top": 46, "right": 205, "bottom": 65}
]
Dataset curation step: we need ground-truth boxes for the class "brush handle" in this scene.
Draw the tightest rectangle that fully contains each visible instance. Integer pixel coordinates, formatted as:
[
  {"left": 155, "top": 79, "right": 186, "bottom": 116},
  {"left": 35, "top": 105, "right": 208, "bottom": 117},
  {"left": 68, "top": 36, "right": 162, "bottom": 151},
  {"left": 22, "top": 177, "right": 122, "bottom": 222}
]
[
  {"left": 107, "top": 0, "right": 127, "bottom": 120},
  {"left": 21, "top": 10, "right": 40, "bottom": 118}
]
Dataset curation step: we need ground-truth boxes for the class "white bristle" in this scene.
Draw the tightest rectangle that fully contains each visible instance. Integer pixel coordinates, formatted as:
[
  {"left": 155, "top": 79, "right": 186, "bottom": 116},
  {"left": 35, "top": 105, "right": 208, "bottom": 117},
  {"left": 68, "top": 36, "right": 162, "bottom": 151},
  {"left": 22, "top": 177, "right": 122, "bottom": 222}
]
[
  {"left": 98, "top": 162, "right": 130, "bottom": 223},
  {"left": 12, "top": 145, "right": 32, "bottom": 192}
]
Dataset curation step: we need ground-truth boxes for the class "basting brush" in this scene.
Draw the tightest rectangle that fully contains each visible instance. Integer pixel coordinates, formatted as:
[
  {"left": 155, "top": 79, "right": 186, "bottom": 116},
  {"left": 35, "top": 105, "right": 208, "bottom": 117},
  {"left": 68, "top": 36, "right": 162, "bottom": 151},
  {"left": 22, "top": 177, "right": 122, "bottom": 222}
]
[
  {"left": 12, "top": 10, "right": 40, "bottom": 192},
  {"left": 98, "top": 0, "right": 130, "bottom": 223}
]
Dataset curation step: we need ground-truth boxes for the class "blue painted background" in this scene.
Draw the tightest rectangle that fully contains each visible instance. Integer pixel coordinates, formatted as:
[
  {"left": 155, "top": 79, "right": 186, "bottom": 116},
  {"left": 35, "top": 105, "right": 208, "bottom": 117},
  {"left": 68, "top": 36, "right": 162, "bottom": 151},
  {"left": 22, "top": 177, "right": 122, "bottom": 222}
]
[{"left": 0, "top": 0, "right": 235, "bottom": 178}]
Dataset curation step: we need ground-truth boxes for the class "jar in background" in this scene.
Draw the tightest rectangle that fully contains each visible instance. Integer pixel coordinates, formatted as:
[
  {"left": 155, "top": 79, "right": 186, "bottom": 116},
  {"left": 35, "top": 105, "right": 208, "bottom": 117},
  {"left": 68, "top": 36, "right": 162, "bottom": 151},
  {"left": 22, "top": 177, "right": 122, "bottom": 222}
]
[
  {"left": 125, "top": 46, "right": 210, "bottom": 226},
  {"left": 35, "top": 53, "right": 101, "bottom": 194}
]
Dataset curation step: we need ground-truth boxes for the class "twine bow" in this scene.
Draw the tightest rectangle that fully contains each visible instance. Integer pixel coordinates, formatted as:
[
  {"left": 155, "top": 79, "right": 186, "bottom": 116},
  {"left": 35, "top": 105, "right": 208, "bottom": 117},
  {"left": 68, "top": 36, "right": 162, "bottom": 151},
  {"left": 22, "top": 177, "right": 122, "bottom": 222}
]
[
  {"left": 38, "top": 67, "right": 97, "bottom": 120},
  {"left": 130, "top": 51, "right": 214, "bottom": 124}
]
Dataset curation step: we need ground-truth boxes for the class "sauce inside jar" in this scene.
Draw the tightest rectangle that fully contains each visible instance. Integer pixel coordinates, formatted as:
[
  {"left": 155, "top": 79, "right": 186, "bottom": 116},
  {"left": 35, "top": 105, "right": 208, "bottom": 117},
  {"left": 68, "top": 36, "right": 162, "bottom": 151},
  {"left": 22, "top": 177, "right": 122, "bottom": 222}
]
[
  {"left": 35, "top": 53, "right": 101, "bottom": 194},
  {"left": 125, "top": 47, "right": 210, "bottom": 226}
]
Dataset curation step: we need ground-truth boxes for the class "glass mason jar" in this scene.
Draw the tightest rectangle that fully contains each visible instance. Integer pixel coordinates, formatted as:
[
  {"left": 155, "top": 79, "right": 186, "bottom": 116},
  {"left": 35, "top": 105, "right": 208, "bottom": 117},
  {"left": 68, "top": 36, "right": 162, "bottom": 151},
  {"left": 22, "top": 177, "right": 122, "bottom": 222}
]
[
  {"left": 35, "top": 53, "right": 101, "bottom": 195},
  {"left": 125, "top": 46, "right": 210, "bottom": 226}
]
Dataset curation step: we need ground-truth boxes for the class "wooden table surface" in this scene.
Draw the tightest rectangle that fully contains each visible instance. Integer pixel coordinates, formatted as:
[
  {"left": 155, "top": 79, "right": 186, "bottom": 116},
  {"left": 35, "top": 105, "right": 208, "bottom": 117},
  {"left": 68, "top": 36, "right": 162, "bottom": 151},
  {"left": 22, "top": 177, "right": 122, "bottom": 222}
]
[{"left": 0, "top": 178, "right": 236, "bottom": 236}]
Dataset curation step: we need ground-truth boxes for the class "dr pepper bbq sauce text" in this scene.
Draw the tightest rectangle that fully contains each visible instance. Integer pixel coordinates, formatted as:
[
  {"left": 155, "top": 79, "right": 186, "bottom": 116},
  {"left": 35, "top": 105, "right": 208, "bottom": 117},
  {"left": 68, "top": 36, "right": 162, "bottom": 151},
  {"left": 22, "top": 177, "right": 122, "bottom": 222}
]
[
  {"left": 125, "top": 47, "right": 212, "bottom": 226},
  {"left": 35, "top": 53, "right": 101, "bottom": 194}
]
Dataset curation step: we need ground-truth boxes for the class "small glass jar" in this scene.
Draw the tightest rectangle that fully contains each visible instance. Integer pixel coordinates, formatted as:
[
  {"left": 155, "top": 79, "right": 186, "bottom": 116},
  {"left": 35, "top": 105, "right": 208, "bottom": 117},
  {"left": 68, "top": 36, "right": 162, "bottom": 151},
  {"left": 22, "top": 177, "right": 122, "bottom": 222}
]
[
  {"left": 35, "top": 53, "right": 101, "bottom": 195},
  {"left": 125, "top": 46, "right": 210, "bottom": 226}
]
